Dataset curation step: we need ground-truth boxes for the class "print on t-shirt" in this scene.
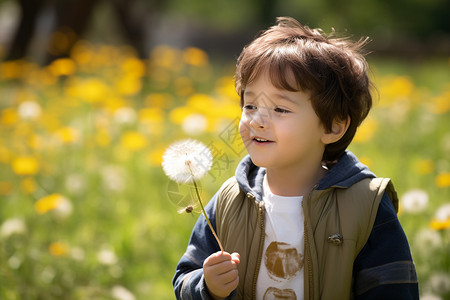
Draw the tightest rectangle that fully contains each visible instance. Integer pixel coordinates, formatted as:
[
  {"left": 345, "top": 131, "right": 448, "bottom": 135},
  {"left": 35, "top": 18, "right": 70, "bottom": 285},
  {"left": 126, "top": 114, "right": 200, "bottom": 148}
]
[{"left": 265, "top": 241, "right": 304, "bottom": 281}]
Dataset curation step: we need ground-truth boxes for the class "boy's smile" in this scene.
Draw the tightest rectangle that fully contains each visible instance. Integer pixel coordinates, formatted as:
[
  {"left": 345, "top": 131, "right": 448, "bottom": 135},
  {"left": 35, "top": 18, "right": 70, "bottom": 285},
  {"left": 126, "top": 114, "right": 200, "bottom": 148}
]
[{"left": 252, "top": 136, "right": 274, "bottom": 144}]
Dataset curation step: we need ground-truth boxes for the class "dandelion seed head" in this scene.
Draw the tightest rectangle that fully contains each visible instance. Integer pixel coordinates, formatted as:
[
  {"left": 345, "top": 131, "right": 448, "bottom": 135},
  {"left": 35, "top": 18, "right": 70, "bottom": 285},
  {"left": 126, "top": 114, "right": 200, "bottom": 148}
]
[
  {"left": 101, "top": 166, "right": 126, "bottom": 192},
  {"left": 162, "top": 139, "right": 212, "bottom": 183},
  {"left": 0, "top": 218, "right": 26, "bottom": 238},
  {"left": 40, "top": 266, "right": 56, "bottom": 284},
  {"left": 70, "top": 247, "right": 85, "bottom": 261},
  {"left": 400, "top": 189, "right": 429, "bottom": 213},
  {"left": 414, "top": 229, "right": 442, "bottom": 256},
  {"left": 18, "top": 101, "right": 42, "bottom": 120},
  {"left": 182, "top": 114, "right": 208, "bottom": 135},
  {"left": 53, "top": 197, "right": 73, "bottom": 219},
  {"left": 114, "top": 107, "right": 137, "bottom": 124},
  {"left": 435, "top": 203, "right": 450, "bottom": 221},
  {"left": 65, "top": 173, "right": 87, "bottom": 195},
  {"left": 98, "top": 248, "right": 118, "bottom": 265},
  {"left": 420, "top": 293, "right": 442, "bottom": 300},
  {"left": 8, "top": 255, "right": 22, "bottom": 269},
  {"left": 112, "top": 285, "right": 136, "bottom": 300},
  {"left": 428, "top": 273, "right": 450, "bottom": 294}
]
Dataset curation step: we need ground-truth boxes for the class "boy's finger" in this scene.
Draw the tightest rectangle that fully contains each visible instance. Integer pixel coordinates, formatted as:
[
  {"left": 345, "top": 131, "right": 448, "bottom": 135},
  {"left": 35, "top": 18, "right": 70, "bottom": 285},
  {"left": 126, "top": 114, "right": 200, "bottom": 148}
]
[
  {"left": 204, "top": 251, "right": 232, "bottom": 266},
  {"left": 230, "top": 252, "right": 240, "bottom": 264}
]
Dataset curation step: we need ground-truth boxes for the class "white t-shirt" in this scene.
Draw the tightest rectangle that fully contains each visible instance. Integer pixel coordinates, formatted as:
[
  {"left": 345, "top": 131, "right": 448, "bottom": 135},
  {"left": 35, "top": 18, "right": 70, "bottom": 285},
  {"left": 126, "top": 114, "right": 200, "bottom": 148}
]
[{"left": 256, "top": 176, "right": 304, "bottom": 300}]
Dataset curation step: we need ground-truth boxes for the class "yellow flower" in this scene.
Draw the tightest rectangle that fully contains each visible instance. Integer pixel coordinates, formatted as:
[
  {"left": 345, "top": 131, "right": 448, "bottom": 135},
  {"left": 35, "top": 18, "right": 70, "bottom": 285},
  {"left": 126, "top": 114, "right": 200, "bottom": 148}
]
[
  {"left": 430, "top": 91, "right": 450, "bottom": 114},
  {"left": 413, "top": 159, "right": 434, "bottom": 175},
  {"left": 144, "top": 93, "right": 174, "bottom": 109},
  {"left": 150, "top": 45, "right": 183, "bottom": 71},
  {"left": 186, "top": 93, "right": 220, "bottom": 119},
  {"left": 102, "top": 97, "right": 127, "bottom": 113},
  {"left": 1, "top": 60, "right": 22, "bottom": 79},
  {"left": 55, "top": 127, "right": 80, "bottom": 144},
  {"left": 94, "top": 45, "right": 118, "bottom": 67},
  {"left": 115, "top": 75, "right": 142, "bottom": 96},
  {"left": 353, "top": 118, "right": 378, "bottom": 143},
  {"left": 47, "top": 58, "right": 76, "bottom": 76},
  {"left": 21, "top": 177, "right": 37, "bottom": 194},
  {"left": 70, "top": 41, "right": 94, "bottom": 66},
  {"left": 121, "top": 57, "right": 146, "bottom": 77},
  {"left": 430, "top": 219, "right": 450, "bottom": 231},
  {"left": 66, "top": 78, "right": 110, "bottom": 103},
  {"left": 35, "top": 193, "right": 66, "bottom": 214},
  {"left": 0, "top": 146, "right": 11, "bottom": 164},
  {"left": 39, "top": 112, "right": 61, "bottom": 132},
  {"left": 215, "top": 76, "right": 240, "bottom": 101},
  {"left": 216, "top": 103, "right": 241, "bottom": 120},
  {"left": 183, "top": 47, "right": 209, "bottom": 67},
  {"left": 120, "top": 131, "right": 147, "bottom": 151},
  {"left": 1, "top": 108, "right": 19, "bottom": 125},
  {"left": 378, "top": 76, "right": 414, "bottom": 107},
  {"left": 12, "top": 156, "right": 40, "bottom": 175},
  {"left": 139, "top": 108, "right": 164, "bottom": 124},
  {"left": 96, "top": 129, "right": 111, "bottom": 147},
  {"left": 169, "top": 106, "right": 195, "bottom": 125},
  {"left": 28, "top": 134, "right": 44, "bottom": 150},
  {"left": 139, "top": 109, "right": 164, "bottom": 136},
  {"left": 147, "top": 147, "right": 166, "bottom": 166},
  {"left": 436, "top": 172, "right": 450, "bottom": 188},
  {"left": 49, "top": 242, "right": 69, "bottom": 257}
]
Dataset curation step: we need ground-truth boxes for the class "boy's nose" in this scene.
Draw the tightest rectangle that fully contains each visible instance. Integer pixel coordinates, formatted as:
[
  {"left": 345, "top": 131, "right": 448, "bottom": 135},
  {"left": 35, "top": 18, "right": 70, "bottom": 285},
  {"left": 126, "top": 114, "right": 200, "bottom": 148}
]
[
  {"left": 249, "top": 119, "right": 264, "bottom": 128},
  {"left": 249, "top": 109, "right": 270, "bottom": 129}
]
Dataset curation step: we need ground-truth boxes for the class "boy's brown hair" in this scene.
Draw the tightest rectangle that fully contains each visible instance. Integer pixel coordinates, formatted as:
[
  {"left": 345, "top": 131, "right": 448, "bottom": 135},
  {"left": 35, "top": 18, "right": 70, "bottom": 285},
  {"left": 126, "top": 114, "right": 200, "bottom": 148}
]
[{"left": 235, "top": 17, "right": 373, "bottom": 163}]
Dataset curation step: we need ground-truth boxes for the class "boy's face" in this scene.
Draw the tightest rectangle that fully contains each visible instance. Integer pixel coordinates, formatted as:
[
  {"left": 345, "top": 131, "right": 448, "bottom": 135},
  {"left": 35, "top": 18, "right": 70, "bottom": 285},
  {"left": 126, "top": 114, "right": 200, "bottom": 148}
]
[{"left": 239, "top": 71, "right": 327, "bottom": 171}]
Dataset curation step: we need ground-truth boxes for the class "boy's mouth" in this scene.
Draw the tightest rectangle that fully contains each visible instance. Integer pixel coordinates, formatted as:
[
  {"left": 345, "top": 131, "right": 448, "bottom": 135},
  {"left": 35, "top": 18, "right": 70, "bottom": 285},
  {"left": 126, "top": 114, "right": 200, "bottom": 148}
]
[{"left": 253, "top": 137, "right": 274, "bottom": 143}]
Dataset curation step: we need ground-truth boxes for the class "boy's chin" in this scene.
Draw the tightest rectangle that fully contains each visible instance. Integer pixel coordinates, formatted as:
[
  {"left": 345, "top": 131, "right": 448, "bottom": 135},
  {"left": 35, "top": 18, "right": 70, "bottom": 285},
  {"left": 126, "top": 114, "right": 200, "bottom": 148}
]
[{"left": 249, "top": 156, "right": 270, "bottom": 168}]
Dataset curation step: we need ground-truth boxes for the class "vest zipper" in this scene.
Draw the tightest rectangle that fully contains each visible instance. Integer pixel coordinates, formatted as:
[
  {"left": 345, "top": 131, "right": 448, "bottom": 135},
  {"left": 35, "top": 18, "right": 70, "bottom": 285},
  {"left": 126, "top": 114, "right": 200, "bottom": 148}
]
[
  {"left": 303, "top": 185, "right": 317, "bottom": 300},
  {"left": 303, "top": 210, "right": 313, "bottom": 299},
  {"left": 252, "top": 200, "right": 265, "bottom": 299}
]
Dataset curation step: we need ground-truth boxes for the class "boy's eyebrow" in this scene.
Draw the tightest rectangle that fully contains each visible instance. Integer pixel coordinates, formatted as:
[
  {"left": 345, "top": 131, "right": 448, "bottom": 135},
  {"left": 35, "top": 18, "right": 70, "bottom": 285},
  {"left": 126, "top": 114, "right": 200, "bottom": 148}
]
[
  {"left": 273, "top": 93, "right": 299, "bottom": 105},
  {"left": 243, "top": 90, "right": 256, "bottom": 98},
  {"left": 244, "top": 90, "right": 299, "bottom": 105}
]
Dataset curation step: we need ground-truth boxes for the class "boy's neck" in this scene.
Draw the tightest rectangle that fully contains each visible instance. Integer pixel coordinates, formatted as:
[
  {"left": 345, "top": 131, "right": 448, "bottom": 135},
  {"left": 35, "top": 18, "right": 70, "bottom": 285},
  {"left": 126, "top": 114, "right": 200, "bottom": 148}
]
[{"left": 265, "top": 163, "right": 327, "bottom": 197}]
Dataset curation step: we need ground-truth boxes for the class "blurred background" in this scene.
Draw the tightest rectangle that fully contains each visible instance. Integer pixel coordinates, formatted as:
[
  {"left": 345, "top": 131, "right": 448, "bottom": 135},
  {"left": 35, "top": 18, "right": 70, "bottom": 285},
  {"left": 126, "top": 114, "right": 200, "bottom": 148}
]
[
  {"left": 0, "top": 0, "right": 449, "bottom": 299},
  {"left": 1, "top": 0, "right": 449, "bottom": 63}
]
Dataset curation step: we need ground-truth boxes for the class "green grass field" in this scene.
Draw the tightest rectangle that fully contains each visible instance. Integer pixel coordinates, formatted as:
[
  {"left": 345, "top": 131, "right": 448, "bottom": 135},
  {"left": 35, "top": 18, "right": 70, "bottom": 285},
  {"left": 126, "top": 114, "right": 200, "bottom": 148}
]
[{"left": 0, "top": 43, "right": 449, "bottom": 299}]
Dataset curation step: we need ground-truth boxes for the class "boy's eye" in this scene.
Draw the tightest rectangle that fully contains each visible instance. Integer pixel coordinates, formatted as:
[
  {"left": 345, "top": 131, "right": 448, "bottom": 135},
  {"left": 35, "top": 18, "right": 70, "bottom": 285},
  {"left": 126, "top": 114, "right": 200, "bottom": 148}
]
[
  {"left": 274, "top": 107, "right": 290, "bottom": 114},
  {"left": 243, "top": 104, "right": 257, "bottom": 110}
]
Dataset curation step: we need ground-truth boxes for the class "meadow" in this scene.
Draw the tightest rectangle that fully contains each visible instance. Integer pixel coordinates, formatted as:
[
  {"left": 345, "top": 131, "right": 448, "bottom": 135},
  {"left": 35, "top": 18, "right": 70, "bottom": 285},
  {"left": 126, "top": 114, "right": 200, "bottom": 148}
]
[{"left": 0, "top": 42, "right": 449, "bottom": 299}]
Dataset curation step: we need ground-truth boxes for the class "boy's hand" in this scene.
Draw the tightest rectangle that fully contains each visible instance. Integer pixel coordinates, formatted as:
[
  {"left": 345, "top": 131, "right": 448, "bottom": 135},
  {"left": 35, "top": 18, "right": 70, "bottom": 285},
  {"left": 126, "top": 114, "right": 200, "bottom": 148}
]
[{"left": 203, "top": 251, "right": 240, "bottom": 299}]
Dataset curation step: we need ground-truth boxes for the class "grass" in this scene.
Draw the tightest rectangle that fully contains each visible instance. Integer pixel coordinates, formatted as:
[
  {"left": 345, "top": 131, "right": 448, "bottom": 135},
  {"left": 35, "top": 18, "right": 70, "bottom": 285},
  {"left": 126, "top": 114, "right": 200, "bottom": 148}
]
[{"left": 0, "top": 43, "right": 449, "bottom": 299}]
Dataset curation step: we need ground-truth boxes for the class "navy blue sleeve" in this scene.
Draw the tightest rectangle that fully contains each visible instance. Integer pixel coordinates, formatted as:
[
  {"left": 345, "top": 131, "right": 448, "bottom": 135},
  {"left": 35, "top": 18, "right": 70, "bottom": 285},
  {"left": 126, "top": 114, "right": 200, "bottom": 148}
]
[
  {"left": 172, "top": 194, "right": 236, "bottom": 300},
  {"left": 353, "top": 192, "right": 419, "bottom": 299}
]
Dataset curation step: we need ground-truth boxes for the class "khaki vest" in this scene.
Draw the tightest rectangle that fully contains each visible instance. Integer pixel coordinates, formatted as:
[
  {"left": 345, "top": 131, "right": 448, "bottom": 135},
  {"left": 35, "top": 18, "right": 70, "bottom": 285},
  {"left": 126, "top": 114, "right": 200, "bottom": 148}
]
[{"left": 215, "top": 177, "right": 398, "bottom": 300}]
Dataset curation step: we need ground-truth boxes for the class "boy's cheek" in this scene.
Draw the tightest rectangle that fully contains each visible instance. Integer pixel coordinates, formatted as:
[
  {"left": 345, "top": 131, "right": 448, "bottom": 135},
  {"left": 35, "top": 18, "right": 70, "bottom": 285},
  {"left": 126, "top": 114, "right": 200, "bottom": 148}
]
[
  {"left": 238, "top": 116, "right": 248, "bottom": 134},
  {"left": 238, "top": 118, "right": 252, "bottom": 144}
]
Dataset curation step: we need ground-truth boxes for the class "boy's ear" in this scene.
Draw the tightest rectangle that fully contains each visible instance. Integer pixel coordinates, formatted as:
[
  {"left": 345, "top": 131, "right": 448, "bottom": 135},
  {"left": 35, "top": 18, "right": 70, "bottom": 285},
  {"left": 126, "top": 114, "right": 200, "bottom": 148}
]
[{"left": 321, "top": 116, "right": 350, "bottom": 145}]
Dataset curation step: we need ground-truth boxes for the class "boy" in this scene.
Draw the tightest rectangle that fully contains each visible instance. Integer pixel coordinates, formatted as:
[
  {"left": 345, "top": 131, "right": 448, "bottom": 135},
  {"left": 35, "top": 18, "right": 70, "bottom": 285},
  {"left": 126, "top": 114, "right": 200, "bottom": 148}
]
[{"left": 173, "top": 17, "right": 419, "bottom": 299}]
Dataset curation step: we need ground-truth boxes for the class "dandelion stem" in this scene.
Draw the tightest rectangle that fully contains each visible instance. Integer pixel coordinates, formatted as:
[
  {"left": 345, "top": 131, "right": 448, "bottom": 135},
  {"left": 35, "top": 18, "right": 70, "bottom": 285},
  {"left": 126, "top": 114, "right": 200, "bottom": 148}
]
[{"left": 186, "top": 161, "right": 224, "bottom": 253}]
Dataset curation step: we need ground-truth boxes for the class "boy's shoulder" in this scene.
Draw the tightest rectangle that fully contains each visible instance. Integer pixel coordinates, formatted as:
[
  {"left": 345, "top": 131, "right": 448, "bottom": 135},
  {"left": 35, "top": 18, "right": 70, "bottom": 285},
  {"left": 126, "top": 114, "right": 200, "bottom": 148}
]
[
  {"left": 216, "top": 176, "right": 246, "bottom": 206},
  {"left": 337, "top": 177, "right": 398, "bottom": 213}
]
